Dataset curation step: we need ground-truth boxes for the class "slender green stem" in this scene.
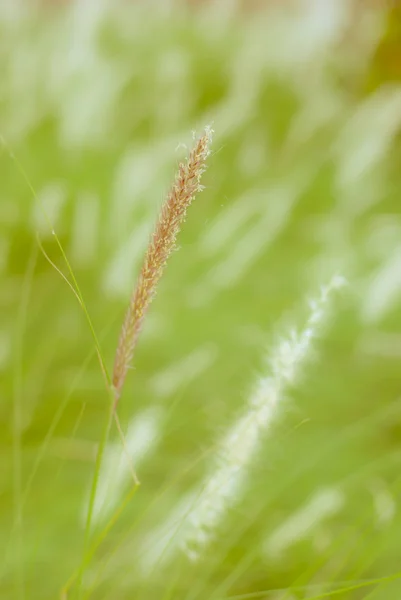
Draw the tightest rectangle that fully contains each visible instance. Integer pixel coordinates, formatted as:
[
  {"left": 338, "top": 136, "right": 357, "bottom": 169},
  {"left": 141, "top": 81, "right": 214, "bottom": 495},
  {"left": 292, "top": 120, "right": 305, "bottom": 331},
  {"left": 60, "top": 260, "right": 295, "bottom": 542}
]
[{"left": 12, "top": 243, "right": 38, "bottom": 600}]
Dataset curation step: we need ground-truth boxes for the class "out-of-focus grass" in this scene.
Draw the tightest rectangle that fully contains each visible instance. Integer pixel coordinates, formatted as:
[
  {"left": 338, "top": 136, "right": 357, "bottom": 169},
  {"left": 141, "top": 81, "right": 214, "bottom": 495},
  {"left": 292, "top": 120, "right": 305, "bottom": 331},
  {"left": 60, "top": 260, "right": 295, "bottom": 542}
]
[{"left": 1, "top": 1, "right": 401, "bottom": 599}]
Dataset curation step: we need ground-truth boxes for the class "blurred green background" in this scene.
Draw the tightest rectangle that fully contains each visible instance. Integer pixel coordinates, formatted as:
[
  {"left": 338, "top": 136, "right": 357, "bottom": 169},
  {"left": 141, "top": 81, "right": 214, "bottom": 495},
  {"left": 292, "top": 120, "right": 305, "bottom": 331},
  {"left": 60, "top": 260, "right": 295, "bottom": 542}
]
[{"left": 1, "top": 1, "right": 401, "bottom": 598}]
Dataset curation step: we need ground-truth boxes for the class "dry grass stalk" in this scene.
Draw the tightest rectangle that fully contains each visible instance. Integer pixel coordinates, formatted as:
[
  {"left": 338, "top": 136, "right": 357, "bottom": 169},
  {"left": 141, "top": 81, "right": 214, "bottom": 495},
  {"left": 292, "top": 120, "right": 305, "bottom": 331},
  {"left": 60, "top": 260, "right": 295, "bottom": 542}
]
[{"left": 112, "top": 127, "right": 213, "bottom": 404}]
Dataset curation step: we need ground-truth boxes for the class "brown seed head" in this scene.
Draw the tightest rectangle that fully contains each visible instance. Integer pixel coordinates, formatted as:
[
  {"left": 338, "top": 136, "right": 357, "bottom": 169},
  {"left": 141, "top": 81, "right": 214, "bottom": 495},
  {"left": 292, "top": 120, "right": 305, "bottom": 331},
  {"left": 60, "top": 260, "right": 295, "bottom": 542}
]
[{"left": 112, "top": 127, "right": 213, "bottom": 403}]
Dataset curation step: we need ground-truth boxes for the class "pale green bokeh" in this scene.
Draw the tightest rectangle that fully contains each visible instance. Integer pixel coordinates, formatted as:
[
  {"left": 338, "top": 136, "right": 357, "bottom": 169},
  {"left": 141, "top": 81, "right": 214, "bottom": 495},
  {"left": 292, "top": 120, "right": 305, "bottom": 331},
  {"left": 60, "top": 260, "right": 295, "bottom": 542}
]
[{"left": 1, "top": 2, "right": 401, "bottom": 599}]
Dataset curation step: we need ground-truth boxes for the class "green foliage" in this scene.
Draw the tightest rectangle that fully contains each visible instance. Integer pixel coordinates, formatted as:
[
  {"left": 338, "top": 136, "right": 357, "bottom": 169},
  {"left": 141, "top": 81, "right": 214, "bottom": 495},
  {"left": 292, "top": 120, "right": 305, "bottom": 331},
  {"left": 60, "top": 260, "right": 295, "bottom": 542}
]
[{"left": 1, "top": 2, "right": 401, "bottom": 599}]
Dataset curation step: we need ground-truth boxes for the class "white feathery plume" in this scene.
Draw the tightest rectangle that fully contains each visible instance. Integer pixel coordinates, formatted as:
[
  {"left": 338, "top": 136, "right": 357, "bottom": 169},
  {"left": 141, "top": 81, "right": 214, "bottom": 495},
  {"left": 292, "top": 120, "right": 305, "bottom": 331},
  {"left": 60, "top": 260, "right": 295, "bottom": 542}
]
[
  {"left": 369, "top": 479, "right": 396, "bottom": 528},
  {"left": 151, "top": 344, "right": 218, "bottom": 399},
  {"left": 70, "top": 192, "right": 100, "bottom": 268},
  {"left": 82, "top": 407, "right": 163, "bottom": 528},
  {"left": 362, "top": 244, "right": 401, "bottom": 323},
  {"left": 264, "top": 487, "right": 344, "bottom": 559},
  {"left": 141, "top": 274, "right": 345, "bottom": 571},
  {"left": 31, "top": 182, "right": 67, "bottom": 238}
]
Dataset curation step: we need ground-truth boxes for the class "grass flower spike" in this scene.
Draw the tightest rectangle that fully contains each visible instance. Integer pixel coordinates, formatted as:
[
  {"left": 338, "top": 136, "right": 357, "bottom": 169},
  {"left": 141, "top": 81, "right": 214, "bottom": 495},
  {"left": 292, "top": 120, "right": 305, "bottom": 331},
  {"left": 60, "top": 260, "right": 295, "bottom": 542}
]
[
  {"left": 112, "top": 127, "right": 213, "bottom": 403},
  {"left": 141, "top": 275, "right": 345, "bottom": 570},
  {"left": 264, "top": 486, "right": 345, "bottom": 559}
]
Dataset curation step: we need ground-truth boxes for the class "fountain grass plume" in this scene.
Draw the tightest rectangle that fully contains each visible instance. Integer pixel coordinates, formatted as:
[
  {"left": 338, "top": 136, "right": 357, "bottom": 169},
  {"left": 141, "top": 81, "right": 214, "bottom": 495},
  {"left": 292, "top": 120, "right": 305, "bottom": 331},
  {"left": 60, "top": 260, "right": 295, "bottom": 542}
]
[
  {"left": 140, "top": 274, "right": 345, "bottom": 570},
  {"left": 112, "top": 127, "right": 213, "bottom": 404}
]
